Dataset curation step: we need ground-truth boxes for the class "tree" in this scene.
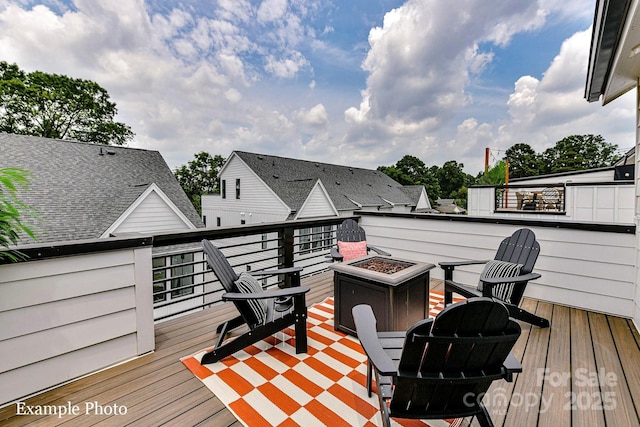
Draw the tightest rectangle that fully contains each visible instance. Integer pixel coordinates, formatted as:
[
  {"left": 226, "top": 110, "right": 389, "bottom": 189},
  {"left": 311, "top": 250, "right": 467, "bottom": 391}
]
[
  {"left": 436, "top": 160, "right": 474, "bottom": 198},
  {"left": 0, "top": 61, "right": 134, "bottom": 145},
  {"left": 378, "top": 155, "right": 440, "bottom": 204},
  {"left": 477, "top": 160, "right": 507, "bottom": 186},
  {"left": 541, "top": 134, "right": 620, "bottom": 174},
  {"left": 0, "top": 168, "right": 36, "bottom": 261},
  {"left": 504, "top": 143, "right": 543, "bottom": 178},
  {"left": 175, "top": 152, "right": 226, "bottom": 214}
]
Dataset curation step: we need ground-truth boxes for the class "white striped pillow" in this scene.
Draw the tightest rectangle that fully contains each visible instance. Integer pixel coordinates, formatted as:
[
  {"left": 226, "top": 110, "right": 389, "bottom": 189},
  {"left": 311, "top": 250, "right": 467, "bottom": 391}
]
[
  {"left": 478, "top": 260, "right": 523, "bottom": 302},
  {"left": 235, "top": 272, "right": 267, "bottom": 325}
]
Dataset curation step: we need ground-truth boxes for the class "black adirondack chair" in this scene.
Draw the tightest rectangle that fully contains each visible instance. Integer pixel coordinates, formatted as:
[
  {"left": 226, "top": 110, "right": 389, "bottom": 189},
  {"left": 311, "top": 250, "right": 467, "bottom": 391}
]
[
  {"left": 200, "top": 239, "right": 310, "bottom": 365},
  {"left": 353, "top": 298, "right": 522, "bottom": 427},
  {"left": 330, "top": 219, "right": 391, "bottom": 262},
  {"left": 439, "top": 228, "right": 548, "bottom": 328}
]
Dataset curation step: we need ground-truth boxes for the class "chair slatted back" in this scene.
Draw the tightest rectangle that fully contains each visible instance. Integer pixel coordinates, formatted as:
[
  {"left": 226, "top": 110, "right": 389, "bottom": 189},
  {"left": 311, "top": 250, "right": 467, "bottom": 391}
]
[
  {"left": 202, "top": 239, "right": 260, "bottom": 326},
  {"left": 494, "top": 228, "right": 539, "bottom": 274},
  {"left": 336, "top": 219, "right": 366, "bottom": 243},
  {"left": 393, "top": 298, "right": 520, "bottom": 418}
]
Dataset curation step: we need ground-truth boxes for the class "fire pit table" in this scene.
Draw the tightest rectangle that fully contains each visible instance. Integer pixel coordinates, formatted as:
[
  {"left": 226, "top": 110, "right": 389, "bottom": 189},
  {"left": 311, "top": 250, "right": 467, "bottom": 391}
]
[{"left": 329, "top": 255, "right": 435, "bottom": 335}]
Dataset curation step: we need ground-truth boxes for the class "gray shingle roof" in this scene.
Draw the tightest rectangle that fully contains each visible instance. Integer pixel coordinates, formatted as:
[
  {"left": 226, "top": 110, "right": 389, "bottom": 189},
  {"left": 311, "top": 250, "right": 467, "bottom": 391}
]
[
  {"left": 0, "top": 133, "right": 204, "bottom": 243},
  {"left": 234, "top": 151, "right": 415, "bottom": 213}
]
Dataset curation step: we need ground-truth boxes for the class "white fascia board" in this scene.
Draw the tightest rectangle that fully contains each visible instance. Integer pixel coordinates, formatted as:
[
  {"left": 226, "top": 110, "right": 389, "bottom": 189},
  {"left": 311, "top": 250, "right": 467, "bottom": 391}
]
[{"left": 101, "top": 183, "right": 197, "bottom": 238}]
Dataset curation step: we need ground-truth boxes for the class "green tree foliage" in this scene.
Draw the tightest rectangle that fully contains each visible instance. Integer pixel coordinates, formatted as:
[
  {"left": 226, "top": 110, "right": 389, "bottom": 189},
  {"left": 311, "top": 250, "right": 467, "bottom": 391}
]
[
  {"left": 504, "top": 143, "right": 543, "bottom": 178},
  {"left": 378, "top": 155, "right": 440, "bottom": 204},
  {"left": 0, "top": 61, "right": 134, "bottom": 145},
  {"left": 175, "top": 152, "right": 226, "bottom": 214},
  {"left": 0, "top": 168, "right": 36, "bottom": 262},
  {"left": 436, "top": 160, "right": 475, "bottom": 200},
  {"left": 476, "top": 160, "right": 507, "bottom": 185},
  {"left": 541, "top": 134, "right": 620, "bottom": 174}
]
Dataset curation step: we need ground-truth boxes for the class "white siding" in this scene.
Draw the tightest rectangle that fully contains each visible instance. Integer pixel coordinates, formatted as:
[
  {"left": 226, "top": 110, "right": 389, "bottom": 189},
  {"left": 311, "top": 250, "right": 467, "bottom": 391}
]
[
  {"left": 0, "top": 245, "right": 154, "bottom": 405},
  {"left": 469, "top": 185, "right": 635, "bottom": 223},
  {"left": 114, "top": 191, "right": 193, "bottom": 234},
  {"left": 297, "top": 181, "right": 337, "bottom": 219},
  {"left": 360, "top": 215, "right": 636, "bottom": 318},
  {"left": 415, "top": 189, "right": 432, "bottom": 211},
  {"left": 201, "top": 155, "right": 290, "bottom": 226}
]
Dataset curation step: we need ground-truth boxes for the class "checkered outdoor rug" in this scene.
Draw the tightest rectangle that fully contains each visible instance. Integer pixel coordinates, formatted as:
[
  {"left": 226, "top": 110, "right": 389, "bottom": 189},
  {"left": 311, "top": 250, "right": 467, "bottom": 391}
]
[{"left": 181, "top": 290, "right": 464, "bottom": 427}]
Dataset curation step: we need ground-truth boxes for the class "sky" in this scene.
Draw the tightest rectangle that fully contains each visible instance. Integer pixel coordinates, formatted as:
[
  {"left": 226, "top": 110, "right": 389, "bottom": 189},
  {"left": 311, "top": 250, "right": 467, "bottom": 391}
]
[{"left": 0, "top": 0, "right": 636, "bottom": 175}]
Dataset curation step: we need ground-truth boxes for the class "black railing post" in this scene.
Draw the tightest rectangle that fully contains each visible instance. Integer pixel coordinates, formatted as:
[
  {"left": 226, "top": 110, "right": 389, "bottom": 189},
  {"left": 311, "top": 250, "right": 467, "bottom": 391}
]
[{"left": 279, "top": 224, "right": 296, "bottom": 287}]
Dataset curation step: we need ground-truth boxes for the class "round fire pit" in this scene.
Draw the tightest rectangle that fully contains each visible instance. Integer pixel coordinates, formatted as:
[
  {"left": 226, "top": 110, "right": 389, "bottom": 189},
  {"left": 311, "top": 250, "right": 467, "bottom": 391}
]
[{"left": 351, "top": 256, "right": 415, "bottom": 274}]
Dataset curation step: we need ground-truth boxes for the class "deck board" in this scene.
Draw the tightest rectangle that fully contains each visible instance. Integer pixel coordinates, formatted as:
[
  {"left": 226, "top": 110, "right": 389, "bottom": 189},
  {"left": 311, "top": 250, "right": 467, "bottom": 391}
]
[{"left": 1, "top": 271, "right": 639, "bottom": 427}]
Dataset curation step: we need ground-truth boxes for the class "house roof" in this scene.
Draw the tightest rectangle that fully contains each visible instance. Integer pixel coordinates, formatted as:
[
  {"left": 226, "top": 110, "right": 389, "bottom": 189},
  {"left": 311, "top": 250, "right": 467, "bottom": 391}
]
[
  {"left": 233, "top": 151, "right": 415, "bottom": 214},
  {"left": 0, "top": 133, "right": 204, "bottom": 243},
  {"left": 585, "top": 0, "right": 636, "bottom": 104}
]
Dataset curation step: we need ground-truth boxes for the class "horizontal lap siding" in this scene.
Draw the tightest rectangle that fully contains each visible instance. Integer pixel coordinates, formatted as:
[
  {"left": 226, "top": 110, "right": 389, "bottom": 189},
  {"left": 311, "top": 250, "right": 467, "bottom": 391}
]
[
  {"left": 0, "top": 247, "right": 153, "bottom": 405},
  {"left": 202, "top": 156, "right": 290, "bottom": 226},
  {"left": 115, "top": 191, "right": 191, "bottom": 233},
  {"left": 360, "top": 215, "right": 636, "bottom": 318}
]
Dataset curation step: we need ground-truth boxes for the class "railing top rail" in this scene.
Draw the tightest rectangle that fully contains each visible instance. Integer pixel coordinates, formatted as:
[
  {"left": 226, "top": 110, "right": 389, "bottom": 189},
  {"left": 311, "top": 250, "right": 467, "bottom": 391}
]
[
  {"left": 3, "top": 216, "right": 355, "bottom": 265},
  {"left": 152, "top": 216, "right": 353, "bottom": 247},
  {"left": 1, "top": 236, "right": 153, "bottom": 265}
]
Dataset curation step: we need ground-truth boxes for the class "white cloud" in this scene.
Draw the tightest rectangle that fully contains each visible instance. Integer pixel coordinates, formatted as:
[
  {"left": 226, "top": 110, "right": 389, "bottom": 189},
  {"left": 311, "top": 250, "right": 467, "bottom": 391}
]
[
  {"left": 295, "top": 104, "right": 328, "bottom": 128},
  {"left": 0, "top": 0, "right": 634, "bottom": 177}
]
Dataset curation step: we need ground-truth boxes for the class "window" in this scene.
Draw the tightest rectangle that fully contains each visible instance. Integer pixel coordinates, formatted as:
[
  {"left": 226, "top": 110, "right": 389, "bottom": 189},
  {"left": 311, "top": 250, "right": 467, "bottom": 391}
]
[
  {"left": 202, "top": 215, "right": 207, "bottom": 226},
  {"left": 216, "top": 217, "right": 221, "bottom": 227},
  {"left": 171, "top": 253, "right": 194, "bottom": 298},
  {"left": 221, "top": 179, "right": 226, "bottom": 199},
  {"left": 153, "top": 257, "right": 167, "bottom": 302},
  {"left": 235, "top": 178, "right": 241, "bottom": 199},
  {"left": 299, "top": 226, "right": 332, "bottom": 254},
  {"left": 241, "top": 219, "right": 246, "bottom": 225},
  {"left": 262, "top": 233, "right": 268, "bottom": 250}
]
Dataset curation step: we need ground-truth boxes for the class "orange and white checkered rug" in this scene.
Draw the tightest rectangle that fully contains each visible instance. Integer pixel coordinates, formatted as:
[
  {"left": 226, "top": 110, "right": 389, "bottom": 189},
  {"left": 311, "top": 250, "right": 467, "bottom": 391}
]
[{"left": 181, "top": 291, "right": 463, "bottom": 427}]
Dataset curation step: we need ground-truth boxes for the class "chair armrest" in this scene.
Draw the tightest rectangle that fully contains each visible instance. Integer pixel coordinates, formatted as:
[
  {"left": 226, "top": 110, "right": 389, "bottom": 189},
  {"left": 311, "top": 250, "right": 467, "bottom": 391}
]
[
  {"left": 480, "top": 272, "right": 541, "bottom": 286},
  {"left": 352, "top": 305, "right": 396, "bottom": 376},
  {"left": 223, "top": 286, "right": 310, "bottom": 301},
  {"left": 368, "top": 245, "right": 391, "bottom": 256},
  {"left": 439, "top": 259, "right": 491, "bottom": 269},
  {"left": 504, "top": 352, "right": 523, "bottom": 373},
  {"left": 503, "top": 352, "right": 523, "bottom": 382},
  {"left": 445, "top": 279, "right": 482, "bottom": 299},
  {"left": 248, "top": 267, "right": 303, "bottom": 277},
  {"left": 330, "top": 247, "right": 343, "bottom": 261}
]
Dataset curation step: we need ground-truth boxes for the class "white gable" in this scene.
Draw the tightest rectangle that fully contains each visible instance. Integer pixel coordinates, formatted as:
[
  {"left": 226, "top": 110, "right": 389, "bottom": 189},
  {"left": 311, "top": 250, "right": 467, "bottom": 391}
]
[
  {"left": 415, "top": 188, "right": 432, "bottom": 210},
  {"left": 296, "top": 180, "right": 339, "bottom": 219},
  {"left": 102, "top": 184, "right": 197, "bottom": 237}
]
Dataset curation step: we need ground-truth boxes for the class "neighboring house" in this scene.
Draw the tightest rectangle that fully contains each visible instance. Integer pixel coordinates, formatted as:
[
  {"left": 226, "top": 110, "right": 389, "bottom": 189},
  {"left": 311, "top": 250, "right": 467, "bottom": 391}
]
[
  {"left": 467, "top": 152, "right": 635, "bottom": 223},
  {"left": 0, "top": 133, "right": 206, "bottom": 318},
  {"left": 201, "top": 151, "right": 431, "bottom": 226},
  {"left": 435, "top": 198, "right": 466, "bottom": 214},
  {"left": 1, "top": 133, "right": 203, "bottom": 243}
]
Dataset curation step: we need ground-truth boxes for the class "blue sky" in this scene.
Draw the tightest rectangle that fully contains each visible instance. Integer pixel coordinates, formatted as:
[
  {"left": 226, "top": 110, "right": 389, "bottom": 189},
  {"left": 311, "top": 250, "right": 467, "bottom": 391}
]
[{"left": 0, "top": 0, "right": 635, "bottom": 174}]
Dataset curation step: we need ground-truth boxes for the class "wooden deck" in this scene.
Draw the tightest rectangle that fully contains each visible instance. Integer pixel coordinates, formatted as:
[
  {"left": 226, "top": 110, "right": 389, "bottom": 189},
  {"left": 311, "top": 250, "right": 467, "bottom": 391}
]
[{"left": 1, "top": 272, "right": 639, "bottom": 426}]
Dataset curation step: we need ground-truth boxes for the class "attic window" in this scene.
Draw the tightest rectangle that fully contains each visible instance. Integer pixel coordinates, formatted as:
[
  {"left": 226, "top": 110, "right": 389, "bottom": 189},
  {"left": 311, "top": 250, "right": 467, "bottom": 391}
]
[
  {"left": 257, "top": 155, "right": 264, "bottom": 160},
  {"left": 273, "top": 174, "right": 279, "bottom": 179}
]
